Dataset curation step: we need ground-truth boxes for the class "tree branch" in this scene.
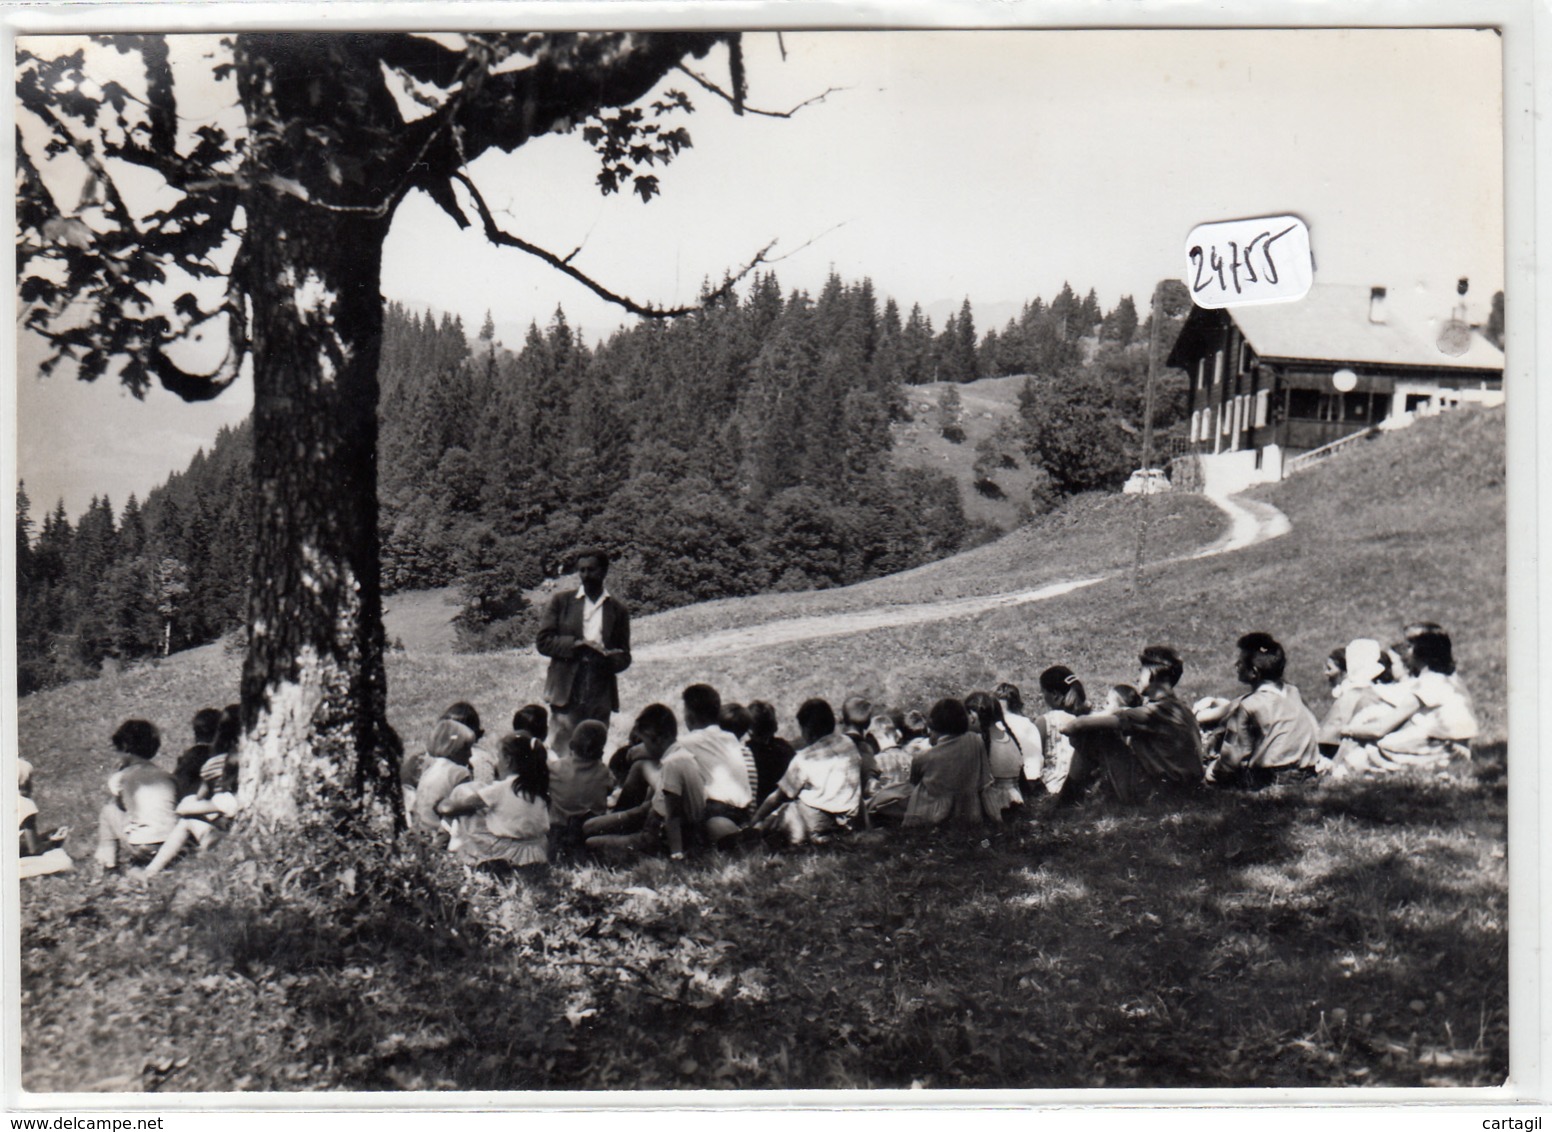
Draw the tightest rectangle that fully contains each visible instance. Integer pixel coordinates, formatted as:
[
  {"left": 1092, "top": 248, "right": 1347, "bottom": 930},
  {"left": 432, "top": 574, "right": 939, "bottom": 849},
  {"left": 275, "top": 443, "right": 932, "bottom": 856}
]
[
  {"left": 430, "top": 32, "right": 730, "bottom": 173},
  {"left": 675, "top": 64, "right": 843, "bottom": 119},
  {"left": 453, "top": 170, "right": 776, "bottom": 318}
]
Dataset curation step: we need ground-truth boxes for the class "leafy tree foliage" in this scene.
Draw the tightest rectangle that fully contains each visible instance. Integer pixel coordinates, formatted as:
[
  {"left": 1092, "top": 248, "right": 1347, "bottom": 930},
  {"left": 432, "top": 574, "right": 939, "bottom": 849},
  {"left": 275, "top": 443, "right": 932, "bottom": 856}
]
[
  {"left": 15, "top": 31, "right": 771, "bottom": 837},
  {"left": 937, "top": 384, "right": 966, "bottom": 443},
  {"left": 1012, "top": 281, "right": 1194, "bottom": 496}
]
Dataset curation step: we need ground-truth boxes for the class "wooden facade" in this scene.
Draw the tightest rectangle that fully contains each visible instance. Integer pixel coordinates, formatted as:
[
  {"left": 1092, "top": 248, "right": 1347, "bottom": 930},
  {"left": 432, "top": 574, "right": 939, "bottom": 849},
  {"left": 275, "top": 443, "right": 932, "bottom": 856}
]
[{"left": 1170, "top": 297, "right": 1504, "bottom": 461}]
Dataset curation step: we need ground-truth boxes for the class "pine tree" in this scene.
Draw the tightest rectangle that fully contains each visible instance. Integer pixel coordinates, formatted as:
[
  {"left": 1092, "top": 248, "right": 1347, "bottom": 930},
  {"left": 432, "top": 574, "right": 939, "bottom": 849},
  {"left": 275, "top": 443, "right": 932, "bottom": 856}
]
[
  {"left": 901, "top": 303, "right": 934, "bottom": 385},
  {"left": 1103, "top": 294, "right": 1139, "bottom": 346},
  {"left": 1078, "top": 287, "right": 1102, "bottom": 336},
  {"left": 1050, "top": 282, "right": 1080, "bottom": 342},
  {"left": 954, "top": 297, "right": 979, "bottom": 382},
  {"left": 15, "top": 483, "right": 34, "bottom": 590}
]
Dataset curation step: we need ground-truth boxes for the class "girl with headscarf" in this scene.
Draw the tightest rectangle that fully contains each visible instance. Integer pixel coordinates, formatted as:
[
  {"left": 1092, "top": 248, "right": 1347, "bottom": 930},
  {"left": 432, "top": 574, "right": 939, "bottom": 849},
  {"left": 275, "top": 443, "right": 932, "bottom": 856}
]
[{"left": 1340, "top": 629, "right": 1478, "bottom": 774}]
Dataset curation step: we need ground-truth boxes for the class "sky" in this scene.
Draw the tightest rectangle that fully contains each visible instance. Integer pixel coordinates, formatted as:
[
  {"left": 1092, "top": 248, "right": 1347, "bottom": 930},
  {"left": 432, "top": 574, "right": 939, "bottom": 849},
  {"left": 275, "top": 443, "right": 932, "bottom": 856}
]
[{"left": 12, "top": 27, "right": 1505, "bottom": 520}]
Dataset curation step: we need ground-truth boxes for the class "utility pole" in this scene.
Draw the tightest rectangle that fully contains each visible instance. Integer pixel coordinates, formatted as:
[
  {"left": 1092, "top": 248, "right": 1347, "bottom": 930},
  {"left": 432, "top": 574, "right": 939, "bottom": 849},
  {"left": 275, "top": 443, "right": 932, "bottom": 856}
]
[{"left": 1133, "top": 281, "right": 1165, "bottom": 588}]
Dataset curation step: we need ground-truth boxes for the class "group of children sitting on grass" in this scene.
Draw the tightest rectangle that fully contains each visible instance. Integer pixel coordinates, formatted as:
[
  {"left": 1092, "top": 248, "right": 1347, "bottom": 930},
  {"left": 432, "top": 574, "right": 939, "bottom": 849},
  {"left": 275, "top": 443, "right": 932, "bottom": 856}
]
[{"left": 51, "top": 620, "right": 1476, "bottom": 881}]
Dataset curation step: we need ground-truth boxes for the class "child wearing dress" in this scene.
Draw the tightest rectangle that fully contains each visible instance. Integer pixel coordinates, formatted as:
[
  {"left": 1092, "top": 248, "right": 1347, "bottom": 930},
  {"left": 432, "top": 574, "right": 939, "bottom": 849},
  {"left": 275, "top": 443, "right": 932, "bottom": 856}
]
[
  {"left": 438, "top": 733, "right": 552, "bottom": 874},
  {"left": 1318, "top": 638, "right": 1394, "bottom": 761},
  {"left": 994, "top": 682, "right": 1045, "bottom": 794},
  {"left": 965, "top": 691, "right": 1024, "bottom": 820},
  {"left": 403, "top": 703, "right": 492, "bottom": 821},
  {"left": 1341, "top": 628, "right": 1478, "bottom": 773},
  {"left": 900, "top": 698, "right": 989, "bottom": 829}
]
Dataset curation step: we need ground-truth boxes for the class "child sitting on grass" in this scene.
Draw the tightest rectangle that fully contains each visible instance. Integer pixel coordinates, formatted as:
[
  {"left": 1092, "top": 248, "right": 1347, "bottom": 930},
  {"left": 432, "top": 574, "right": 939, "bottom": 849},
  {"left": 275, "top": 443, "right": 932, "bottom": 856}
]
[
  {"left": 864, "top": 714, "right": 914, "bottom": 817},
  {"left": 1340, "top": 627, "right": 1478, "bottom": 774},
  {"left": 1318, "top": 638, "right": 1391, "bottom": 761},
  {"left": 94, "top": 720, "right": 180, "bottom": 872},
  {"left": 411, "top": 718, "right": 476, "bottom": 841},
  {"left": 900, "top": 698, "right": 989, "bottom": 829},
  {"left": 995, "top": 682, "right": 1046, "bottom": 795},
  {"left": 511, "top": 704, "right": 550, "bottom": 764},
  {"left": 841, "top": 695, "right": 879, "bottom": 759},
  {"left": 1201, "top": 632, "right": 1321, "bottom": 789},
  {"left": 752, "top": 698, "right": 864, "bottom": 845},
  {"left": 438, "top": 732, "right": 551, "bottom": 874},
  {"left": 548, "top": 720, "right": 614, "bottom": 864},
  {"left": 745, "top": 700, "right": 797, "bottom": 802},
  {"left": 442, "top": 702, "right": 497, "bottom": 785},
  {"left": 173, "top": 707, "right": 223, "bottom": 802},
  {"left": 1063, "top": 646, "right": 1205, "bottom": 803},
  {"left": 586, "top": 706, "right": 704, "bottom": 862},
  {"left": 967, "top": 690, "right": 1025, "bottom": 819},
  {"left": 607, "top": 703, "right": 674, "bottom": 811},
  {"left": 1034, "top": 665, "right": 1088, "bottom": 796},
  {"left": 19, "top": 759, "right": 73, "bottom": 879},
  {"left": 140, "top": 748, "right": 241, "bottom": 879},
  {"left": 719, "top": 702, "right": 762, "bottom": 802}
]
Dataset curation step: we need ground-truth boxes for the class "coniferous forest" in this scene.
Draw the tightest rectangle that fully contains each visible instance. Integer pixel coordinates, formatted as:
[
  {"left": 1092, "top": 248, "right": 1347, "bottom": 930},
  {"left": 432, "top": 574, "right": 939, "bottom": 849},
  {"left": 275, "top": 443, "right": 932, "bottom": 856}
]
[{"left": 16, "top": 271, "right": 1189, "bottom": 694}]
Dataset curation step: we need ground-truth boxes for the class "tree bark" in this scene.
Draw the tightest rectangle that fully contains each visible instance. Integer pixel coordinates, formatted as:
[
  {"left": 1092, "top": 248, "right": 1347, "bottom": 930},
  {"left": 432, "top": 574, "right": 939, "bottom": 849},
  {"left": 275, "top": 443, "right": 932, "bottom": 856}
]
[{"left": 234, "top": 37, "right": 405, "bottom": 837}]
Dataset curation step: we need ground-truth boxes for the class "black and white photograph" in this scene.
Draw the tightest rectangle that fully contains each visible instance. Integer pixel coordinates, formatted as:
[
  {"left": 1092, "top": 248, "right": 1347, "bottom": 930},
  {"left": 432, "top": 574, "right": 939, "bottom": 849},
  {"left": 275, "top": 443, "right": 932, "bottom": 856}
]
[{"left": 5, "top": 4, "right": 1533, "bottom": 1104}]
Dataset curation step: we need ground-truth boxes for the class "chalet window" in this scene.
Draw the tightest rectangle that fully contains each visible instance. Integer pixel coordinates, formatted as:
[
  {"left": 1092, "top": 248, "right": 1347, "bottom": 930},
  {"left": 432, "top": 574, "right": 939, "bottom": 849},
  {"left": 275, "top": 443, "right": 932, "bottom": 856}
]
[
  {"left": 1343, "top": 392, "right": 1370, "bottom": 422},
  {"left": 1254, "top": 389, "right": 1270, "bottom": 428},
  {"left": 1287, "top": 389, "right": 1325, "bottom": 420}
]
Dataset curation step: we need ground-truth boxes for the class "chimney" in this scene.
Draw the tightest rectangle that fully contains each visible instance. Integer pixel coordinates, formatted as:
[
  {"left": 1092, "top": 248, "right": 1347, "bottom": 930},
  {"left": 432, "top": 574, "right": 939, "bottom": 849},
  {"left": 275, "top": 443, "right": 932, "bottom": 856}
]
[{"left": 1369, "top": 286, "right": 1388, "bottom": 324}]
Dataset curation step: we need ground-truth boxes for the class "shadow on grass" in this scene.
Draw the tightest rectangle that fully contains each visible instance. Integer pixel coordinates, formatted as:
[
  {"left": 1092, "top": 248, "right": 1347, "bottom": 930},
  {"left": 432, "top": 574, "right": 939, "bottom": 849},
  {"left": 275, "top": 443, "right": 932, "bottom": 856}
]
[{"left": 18, "top": 746, "right": 1507, "bottom": 1092}]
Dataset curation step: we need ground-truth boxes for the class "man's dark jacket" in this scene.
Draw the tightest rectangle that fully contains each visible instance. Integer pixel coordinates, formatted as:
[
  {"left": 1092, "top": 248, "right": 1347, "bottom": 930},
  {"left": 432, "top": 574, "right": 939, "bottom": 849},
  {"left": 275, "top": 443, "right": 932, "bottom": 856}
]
[{"left": 535, "top": 590, "right": 632, "bottom": 712}]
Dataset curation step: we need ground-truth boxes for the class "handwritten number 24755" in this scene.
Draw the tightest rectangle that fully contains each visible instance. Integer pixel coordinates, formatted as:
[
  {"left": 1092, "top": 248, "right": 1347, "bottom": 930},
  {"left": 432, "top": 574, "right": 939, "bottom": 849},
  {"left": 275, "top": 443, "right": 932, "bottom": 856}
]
[{"left": 1189, "top": 224, "right": 1296, "bottom": 296}]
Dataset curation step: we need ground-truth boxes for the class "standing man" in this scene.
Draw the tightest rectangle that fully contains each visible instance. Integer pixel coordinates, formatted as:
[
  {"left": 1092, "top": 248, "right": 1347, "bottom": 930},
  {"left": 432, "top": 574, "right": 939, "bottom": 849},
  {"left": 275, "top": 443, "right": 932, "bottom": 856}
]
[{"left": 536, "top": 548, "right": 631, "bottom": 759}]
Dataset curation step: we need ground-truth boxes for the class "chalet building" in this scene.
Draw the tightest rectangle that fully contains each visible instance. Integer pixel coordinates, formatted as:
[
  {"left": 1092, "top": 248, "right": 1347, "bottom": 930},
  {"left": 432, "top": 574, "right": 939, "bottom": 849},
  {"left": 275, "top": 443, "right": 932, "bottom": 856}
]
[{"left": 1167, "top": 283, "right": 1503, "bottom": 484}]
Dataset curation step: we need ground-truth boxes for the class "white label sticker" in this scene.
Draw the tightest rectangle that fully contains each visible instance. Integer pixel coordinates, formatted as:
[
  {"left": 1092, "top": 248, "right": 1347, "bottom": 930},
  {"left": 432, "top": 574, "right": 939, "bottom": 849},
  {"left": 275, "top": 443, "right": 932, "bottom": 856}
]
[{"left": 1184, "top": 215, "right": 1312, "bottom": 309}]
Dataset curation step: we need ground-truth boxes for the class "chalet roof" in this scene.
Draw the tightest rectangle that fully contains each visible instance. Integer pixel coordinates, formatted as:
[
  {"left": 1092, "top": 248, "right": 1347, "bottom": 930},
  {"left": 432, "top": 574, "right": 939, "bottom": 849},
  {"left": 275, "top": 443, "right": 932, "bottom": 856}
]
[{"left": 1226, "top": 284, "right": 1503, "bottom": 371}]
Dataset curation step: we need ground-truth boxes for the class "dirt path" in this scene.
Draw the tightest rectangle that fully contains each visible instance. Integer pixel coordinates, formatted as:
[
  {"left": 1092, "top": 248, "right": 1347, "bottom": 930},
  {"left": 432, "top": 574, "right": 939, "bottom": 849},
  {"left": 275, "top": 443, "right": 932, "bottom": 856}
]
[{"left": 634, "top": 490, "right": 1290, "bottom": 661}]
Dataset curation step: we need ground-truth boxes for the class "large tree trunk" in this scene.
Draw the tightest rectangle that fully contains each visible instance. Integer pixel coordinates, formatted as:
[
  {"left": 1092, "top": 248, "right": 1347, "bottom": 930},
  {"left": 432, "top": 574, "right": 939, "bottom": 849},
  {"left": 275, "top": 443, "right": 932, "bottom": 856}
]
[{"left": 234, "top": 37, "right": 405, "bottom": 838}]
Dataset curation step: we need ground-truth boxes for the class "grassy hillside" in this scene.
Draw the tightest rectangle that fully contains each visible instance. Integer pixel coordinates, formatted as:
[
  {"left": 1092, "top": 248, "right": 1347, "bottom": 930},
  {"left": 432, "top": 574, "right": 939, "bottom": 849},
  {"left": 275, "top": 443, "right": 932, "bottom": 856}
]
[
  {"left": 15, "top": 406, "right": 1506, "bottom": 1091},
  {"left": 635, "top": 491, "right": 1222, "bottom": 646},
  {"left": 17, "top": 406, "right": 1504, "bottom": 850},
  {"left": 381, "top": 588, "right": 460, "bottom": 655},
  {"left": 891, "top": 376, "right": 1042, "bottom": 532}
]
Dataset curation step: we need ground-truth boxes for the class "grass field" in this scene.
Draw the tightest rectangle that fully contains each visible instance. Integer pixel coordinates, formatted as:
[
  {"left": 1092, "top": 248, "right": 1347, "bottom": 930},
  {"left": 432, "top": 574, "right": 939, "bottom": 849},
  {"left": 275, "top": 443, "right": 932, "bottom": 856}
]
[
  {"left": 14, "top": 406, "right": 1506, "bottom": 1092},
  {"left": 891, "top": 375, "right": 1043, "bottom": 532}
]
